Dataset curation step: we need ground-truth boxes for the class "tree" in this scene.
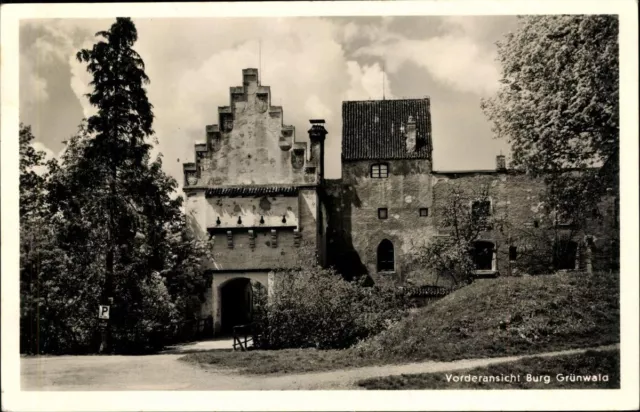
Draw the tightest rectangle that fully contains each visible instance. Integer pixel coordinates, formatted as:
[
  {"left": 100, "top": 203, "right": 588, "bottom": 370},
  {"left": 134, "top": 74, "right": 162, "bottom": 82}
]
[
  {"left": 20, "top": 124, "right": 49, "bottom": 353},
  {"left": 19, "top": 18, "right": 212, "bottom": 355},
  {"left": 19, "top": 124, "right": 47, "bottom": 219},
  {"left": 74, "top": 18, "right": 155, "bottom": 352},
  {"left": 482, "top": 15, "right": 618, "bottom": 172},
  {"left": 409, "top": 184, "right": 502, "bottom": 286},
  {"left": 251, "top": 241, "right": 407, "bottom": 350},
  {"left": 481, "top": 15, "right": 619, "bottom": 221}
]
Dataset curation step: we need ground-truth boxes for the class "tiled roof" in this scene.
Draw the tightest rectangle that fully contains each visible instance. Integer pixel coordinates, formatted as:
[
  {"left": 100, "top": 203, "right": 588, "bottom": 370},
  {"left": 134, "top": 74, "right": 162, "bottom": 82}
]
[
  {"left": 205, "top": 186, "right": 299, "bottom": 197},
  {"left": 342, "top": 99, "right": 432, "bottom": 161}
]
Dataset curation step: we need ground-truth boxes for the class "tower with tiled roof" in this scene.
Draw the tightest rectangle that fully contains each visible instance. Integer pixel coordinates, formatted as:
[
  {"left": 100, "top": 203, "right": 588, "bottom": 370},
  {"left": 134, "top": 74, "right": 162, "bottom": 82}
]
[{"left": 325, "top": 98, "right": 436, "bottom": 281}]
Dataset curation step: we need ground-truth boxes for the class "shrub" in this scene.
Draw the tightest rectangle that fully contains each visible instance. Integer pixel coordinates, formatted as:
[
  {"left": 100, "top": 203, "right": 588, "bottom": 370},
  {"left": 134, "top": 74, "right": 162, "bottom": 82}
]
[{"left": 252, "top": 265, "right": 407, "bottom": 350}]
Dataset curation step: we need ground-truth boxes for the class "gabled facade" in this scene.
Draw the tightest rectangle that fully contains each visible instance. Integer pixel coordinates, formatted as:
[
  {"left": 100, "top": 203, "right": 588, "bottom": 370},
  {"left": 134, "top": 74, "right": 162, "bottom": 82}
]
[{"left": 182, "top": 68, "right": 327, "bottom": 335}]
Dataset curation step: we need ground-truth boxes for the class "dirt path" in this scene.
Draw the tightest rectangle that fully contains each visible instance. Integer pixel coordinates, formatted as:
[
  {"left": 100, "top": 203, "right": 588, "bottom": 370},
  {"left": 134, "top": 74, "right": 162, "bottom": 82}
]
[{"left": 21, "top": 342, "right": 619, "bottom": 391}]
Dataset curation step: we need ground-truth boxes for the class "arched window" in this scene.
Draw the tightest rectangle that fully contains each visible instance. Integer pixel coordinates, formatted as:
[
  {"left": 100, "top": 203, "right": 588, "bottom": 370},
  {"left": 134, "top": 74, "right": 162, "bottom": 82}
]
[{"left": 377, "top": 239, "right": 395, "bottom": 272}]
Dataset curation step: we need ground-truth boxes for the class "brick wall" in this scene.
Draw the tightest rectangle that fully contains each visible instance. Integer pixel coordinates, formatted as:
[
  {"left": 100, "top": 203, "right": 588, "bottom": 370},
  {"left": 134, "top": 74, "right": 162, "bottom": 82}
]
[{"left": 431, "top": 171, "right": 619, "bottom": 275}]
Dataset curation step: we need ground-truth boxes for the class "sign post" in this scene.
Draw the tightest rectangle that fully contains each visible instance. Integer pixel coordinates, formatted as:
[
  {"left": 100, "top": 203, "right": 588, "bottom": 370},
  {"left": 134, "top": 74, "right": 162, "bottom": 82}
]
[
  {"left": 98, "top": 304, "right": 110, "bottom": 353},
  {"left": 98, "top": 305, "right": 110, "bottom": 320}
]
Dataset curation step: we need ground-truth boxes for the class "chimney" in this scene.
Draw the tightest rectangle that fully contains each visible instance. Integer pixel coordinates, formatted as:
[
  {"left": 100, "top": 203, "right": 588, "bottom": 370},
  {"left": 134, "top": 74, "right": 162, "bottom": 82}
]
[
  {"left": 308, "top": 119, "right": 328, "bottom": 182},
  {"left": 406, "top": 115, "right": 416, "bottom": 153},
  {"left": 496, "top": 154, "right": 506, "bottom": 171}
]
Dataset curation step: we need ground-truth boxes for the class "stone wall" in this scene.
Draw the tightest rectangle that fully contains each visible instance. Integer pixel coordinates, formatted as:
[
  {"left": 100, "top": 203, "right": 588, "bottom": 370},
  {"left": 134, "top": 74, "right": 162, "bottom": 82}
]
[
  {"left": 325, "top": 159, "right": 436, "bottom": 281},
  {"left": 325, "top": 166, "right": 619, "bottom": 282},
  {"left": 431, "top": 171, "right": 619, "bottom": 275},
  {"left": 181, "top": 69, "right": 325, "bottom": 273},
  {"left": 184, "top": 68, "right": 319, "bottom": 188},
  {"left": 186, "top": 190, "right": 318, "bottom": 271}
]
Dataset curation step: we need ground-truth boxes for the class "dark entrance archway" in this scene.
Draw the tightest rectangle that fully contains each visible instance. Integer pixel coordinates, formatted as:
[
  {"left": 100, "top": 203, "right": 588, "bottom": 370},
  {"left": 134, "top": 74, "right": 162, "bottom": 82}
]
[{"left": 220, "top": 278, "right": 253, "bottom": 335}]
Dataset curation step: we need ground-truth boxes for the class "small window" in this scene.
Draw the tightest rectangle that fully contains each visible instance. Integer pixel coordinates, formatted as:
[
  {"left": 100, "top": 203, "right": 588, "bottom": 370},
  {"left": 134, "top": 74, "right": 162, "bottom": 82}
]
[
  {"left": 471, "top": 199, "right": 491, "bottom": 227},
  {"left": 472, "top": 200, "right": 491, "bottom": 217},
  {"left": 371, "top": 163, "right": 389, "bottom": 178},
  {"left": 554, "top": 210, "right": 573, "bottom": 227},
  {"left": 419, "top": 208, "right": 429, "bottom": 217},
  {"left": 509, "top": 246, "right": 518, "bottom": 261},
  {"left": 378, "top": 208, "right": 388, "bottom": 219},
  {"left": 533, "top": 219, "right": 539, "bottom": 228},
  {"left": 553, "top": 240, "right": 578, "bottom": 270}
]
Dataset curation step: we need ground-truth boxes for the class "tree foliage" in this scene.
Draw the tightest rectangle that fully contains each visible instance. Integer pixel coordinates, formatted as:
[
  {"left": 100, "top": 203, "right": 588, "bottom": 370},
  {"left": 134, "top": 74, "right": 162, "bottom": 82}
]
[
  {"left": 409, "top": 184, "right": 501, "bottom": 286},
  {"left": 19, "top": 124, "right": 47, "bottom": 219},
  {"left": 481, "top": 15, "right": 618, "bottom": 172},
  {"left": 481, "top": 16, "right": 619, "bottom": 221},
  {"left": 251, "top": 244, "right": 407, "bottom": 350},
  {"left": 20, "top": 18, "right": 212, "bottom": 354}
]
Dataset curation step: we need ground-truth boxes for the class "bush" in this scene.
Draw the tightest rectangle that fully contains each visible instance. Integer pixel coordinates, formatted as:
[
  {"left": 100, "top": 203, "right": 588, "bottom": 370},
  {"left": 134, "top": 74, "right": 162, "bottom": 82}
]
[{"left": 252, "top": 266, "right": 407, "bottom": 350}]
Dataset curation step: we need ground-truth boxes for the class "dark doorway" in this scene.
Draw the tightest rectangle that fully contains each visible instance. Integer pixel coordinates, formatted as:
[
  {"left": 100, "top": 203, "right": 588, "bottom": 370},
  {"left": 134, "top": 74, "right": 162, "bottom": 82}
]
[
  {"left": 220, "top": 278, "right": 253, "bottom": 335},
  {"left": 377, "top": 239, "right": 395, "bottom": 272},
  {"left": 553, "top": 240, "right": 578, "bottom": 270},
  {"left": 473, "top": 241, "right": 494, "bottom": 270}
]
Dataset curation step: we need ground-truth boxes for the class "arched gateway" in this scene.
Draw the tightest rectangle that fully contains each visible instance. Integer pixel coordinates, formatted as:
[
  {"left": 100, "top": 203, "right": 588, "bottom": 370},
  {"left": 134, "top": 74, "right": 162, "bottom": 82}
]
[
  {"left": 219, "top": 278, "right": 253, "bottom": 335},
  {"left": 211, "top": 272, "right": 269, "bottom": 336}
]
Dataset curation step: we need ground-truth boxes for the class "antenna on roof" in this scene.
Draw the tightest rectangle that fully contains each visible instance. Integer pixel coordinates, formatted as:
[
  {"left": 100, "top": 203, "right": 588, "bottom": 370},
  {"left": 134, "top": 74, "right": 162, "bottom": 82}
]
[
  {"left": 382, "top": 60, "right": 386, "bottom": 101},
  {"left": 259, "top": 39, "right": 262, "bottom": 85}
]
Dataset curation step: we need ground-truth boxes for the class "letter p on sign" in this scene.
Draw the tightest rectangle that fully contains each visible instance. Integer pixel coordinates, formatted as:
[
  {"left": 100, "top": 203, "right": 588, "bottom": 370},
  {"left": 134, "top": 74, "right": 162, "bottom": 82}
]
[{"left": 98, "top": 305, "right": 110, "bottom": 320}]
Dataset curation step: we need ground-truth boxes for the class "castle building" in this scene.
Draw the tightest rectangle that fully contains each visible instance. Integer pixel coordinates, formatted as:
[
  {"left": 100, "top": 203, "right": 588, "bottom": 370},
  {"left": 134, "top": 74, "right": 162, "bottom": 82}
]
[
  {"left": 183, "top": 68, "right": 619, "bottom": 336},
  {"left": 324, "top": 98, "right": 435, "bottom": 281},
  {"left": 182, "top": 68, "right": 327, "bottom": 335}
]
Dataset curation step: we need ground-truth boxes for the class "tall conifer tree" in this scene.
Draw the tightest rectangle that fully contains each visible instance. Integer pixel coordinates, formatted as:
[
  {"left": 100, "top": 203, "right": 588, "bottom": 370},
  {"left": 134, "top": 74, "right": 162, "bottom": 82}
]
[{"left": 76, "top": 18, "right": 155, "bottom": 352}]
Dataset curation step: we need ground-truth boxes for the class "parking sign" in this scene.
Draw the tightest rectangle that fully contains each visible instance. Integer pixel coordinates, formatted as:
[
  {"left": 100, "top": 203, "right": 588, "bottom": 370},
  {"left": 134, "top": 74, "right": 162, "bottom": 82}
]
[{"left": 98, "top": 305, "right": 110, "bottom": 320}]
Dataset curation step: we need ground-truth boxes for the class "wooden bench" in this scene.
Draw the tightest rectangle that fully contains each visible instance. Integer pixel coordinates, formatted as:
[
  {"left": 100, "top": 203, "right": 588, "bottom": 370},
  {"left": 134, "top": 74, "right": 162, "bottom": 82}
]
[{"left": 232, "top": 324, "right": 254, "bottom": 351}]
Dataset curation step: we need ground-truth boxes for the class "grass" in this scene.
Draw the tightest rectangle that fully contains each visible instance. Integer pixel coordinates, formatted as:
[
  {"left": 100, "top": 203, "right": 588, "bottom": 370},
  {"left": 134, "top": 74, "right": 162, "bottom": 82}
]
[
  {"left": 180, "top": 347, "right": 381, "bottom": 375},
  {"left": 180, "top": 271, "right": 619, "bottom": 375},
  {"left": 354, "top": 270, "right": 619, "bottom": 363},
  {"left": 357, "top": 349, "right": 620, "bottom": 389}
]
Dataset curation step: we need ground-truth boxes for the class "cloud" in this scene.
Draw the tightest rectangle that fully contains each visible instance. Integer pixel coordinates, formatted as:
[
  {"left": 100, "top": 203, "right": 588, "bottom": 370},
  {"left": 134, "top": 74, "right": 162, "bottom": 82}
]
[
  {"left": 20, "top": 16, "right": 512, "bottom": 184},
  {"left": 21, "top": 20, "right": 102, "bottom": 118},
  {"left": 69, "top": 40, "right": 98, "bottom": 119},
  {"left": 355, "top": 17, "right": 501, "bottom": 96},
  {"left": 125, "top": 17, "right": 394, "bottom": 183},
  {"left": 17, "top": 17, "right": 395, "bottom": 184},
  {"left": 20, "top": 56, "right": 49, "bottom": 106},
  {"left": 345, "top": 61, "right": 394, "bottom": 101}
]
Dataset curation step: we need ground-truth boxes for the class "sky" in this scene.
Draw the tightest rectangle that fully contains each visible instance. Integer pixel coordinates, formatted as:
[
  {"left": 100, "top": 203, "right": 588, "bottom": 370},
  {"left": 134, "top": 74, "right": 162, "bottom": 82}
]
[{"left": 19, "top": 16, "right": 518, "bottom": 183}]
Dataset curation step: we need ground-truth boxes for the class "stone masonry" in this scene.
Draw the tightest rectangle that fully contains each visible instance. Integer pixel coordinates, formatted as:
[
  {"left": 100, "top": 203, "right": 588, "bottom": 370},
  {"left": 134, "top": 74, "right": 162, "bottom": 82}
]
[
  {"left": 183, "top": 68, "right": 619, "bottom": 335},
  {"left": 183, "top": 69, "right": 327, "bottom": 335}
]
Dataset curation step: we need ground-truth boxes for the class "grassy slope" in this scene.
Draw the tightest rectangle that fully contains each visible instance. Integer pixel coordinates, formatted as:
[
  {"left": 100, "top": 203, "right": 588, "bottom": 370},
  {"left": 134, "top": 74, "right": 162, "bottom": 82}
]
[
  {"left": 358, "top": 349, "right": 620, "bottom": 389},
  {"left": 354, "top": 271, "right": 619, "bottom": 363},
  {"left": 181, "top": 271, "right": 619, "bottom": 375}
]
